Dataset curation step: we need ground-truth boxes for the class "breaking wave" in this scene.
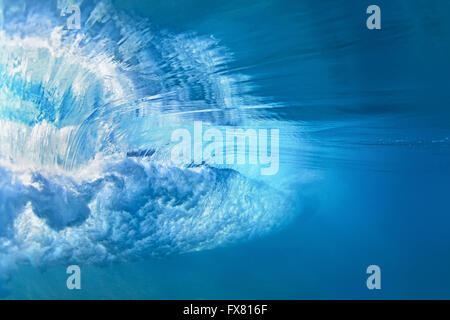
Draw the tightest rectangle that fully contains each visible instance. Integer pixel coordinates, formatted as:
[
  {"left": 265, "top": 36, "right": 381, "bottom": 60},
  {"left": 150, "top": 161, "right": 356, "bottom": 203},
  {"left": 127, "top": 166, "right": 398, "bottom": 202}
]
[{"left": 0, "top": 0, "right": 296, "bottom": 284}]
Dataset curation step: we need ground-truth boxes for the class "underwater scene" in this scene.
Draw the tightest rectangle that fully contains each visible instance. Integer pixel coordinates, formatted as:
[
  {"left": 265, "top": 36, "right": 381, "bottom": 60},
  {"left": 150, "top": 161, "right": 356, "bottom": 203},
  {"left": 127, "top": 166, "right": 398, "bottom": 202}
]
[{"left": 0, "top": 0, "right": 449, "bottom": 299}]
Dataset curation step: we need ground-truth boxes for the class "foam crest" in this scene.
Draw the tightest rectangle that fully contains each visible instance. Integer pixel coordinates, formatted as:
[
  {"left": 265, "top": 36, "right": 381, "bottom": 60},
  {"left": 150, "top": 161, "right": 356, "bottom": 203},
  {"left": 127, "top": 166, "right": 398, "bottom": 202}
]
[{"left": 0, "top": 157, "right": 291, "bottom": 273}]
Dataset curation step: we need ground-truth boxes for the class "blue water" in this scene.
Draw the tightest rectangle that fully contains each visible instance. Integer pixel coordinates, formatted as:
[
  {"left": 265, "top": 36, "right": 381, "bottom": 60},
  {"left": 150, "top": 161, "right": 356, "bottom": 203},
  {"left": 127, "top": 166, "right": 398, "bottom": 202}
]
[{"left": 0, "top": 0, "right": 450, "bottom": 299}]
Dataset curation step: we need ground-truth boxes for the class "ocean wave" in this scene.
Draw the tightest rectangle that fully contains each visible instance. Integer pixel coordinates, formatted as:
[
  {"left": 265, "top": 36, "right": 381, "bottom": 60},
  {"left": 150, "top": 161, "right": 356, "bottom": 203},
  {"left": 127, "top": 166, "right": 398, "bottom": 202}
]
[{"left": 0, "top": 0, "right": 296, "bottom": 284}]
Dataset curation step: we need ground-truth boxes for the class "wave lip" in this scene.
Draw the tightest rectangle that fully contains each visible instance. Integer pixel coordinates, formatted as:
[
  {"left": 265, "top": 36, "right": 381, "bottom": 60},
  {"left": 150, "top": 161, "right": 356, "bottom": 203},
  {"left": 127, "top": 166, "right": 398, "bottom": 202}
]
[{"left": 0, "top": 0, "right": 263, "bottom": 169}]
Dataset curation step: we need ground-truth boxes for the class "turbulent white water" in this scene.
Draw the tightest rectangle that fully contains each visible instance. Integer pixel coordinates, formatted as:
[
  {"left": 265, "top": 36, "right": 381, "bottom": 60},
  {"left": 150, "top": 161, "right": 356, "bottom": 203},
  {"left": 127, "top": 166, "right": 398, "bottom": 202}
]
[{"left": 0, "top": 0, "right": 297, "bottom": 284}]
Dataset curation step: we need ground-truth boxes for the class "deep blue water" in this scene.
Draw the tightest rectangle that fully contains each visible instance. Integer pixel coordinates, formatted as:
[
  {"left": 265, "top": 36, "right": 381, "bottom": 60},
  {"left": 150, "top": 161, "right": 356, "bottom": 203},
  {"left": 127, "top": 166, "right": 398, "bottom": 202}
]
[{"left": 0, "top": 0, "right": 450, "bottom": 299}]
